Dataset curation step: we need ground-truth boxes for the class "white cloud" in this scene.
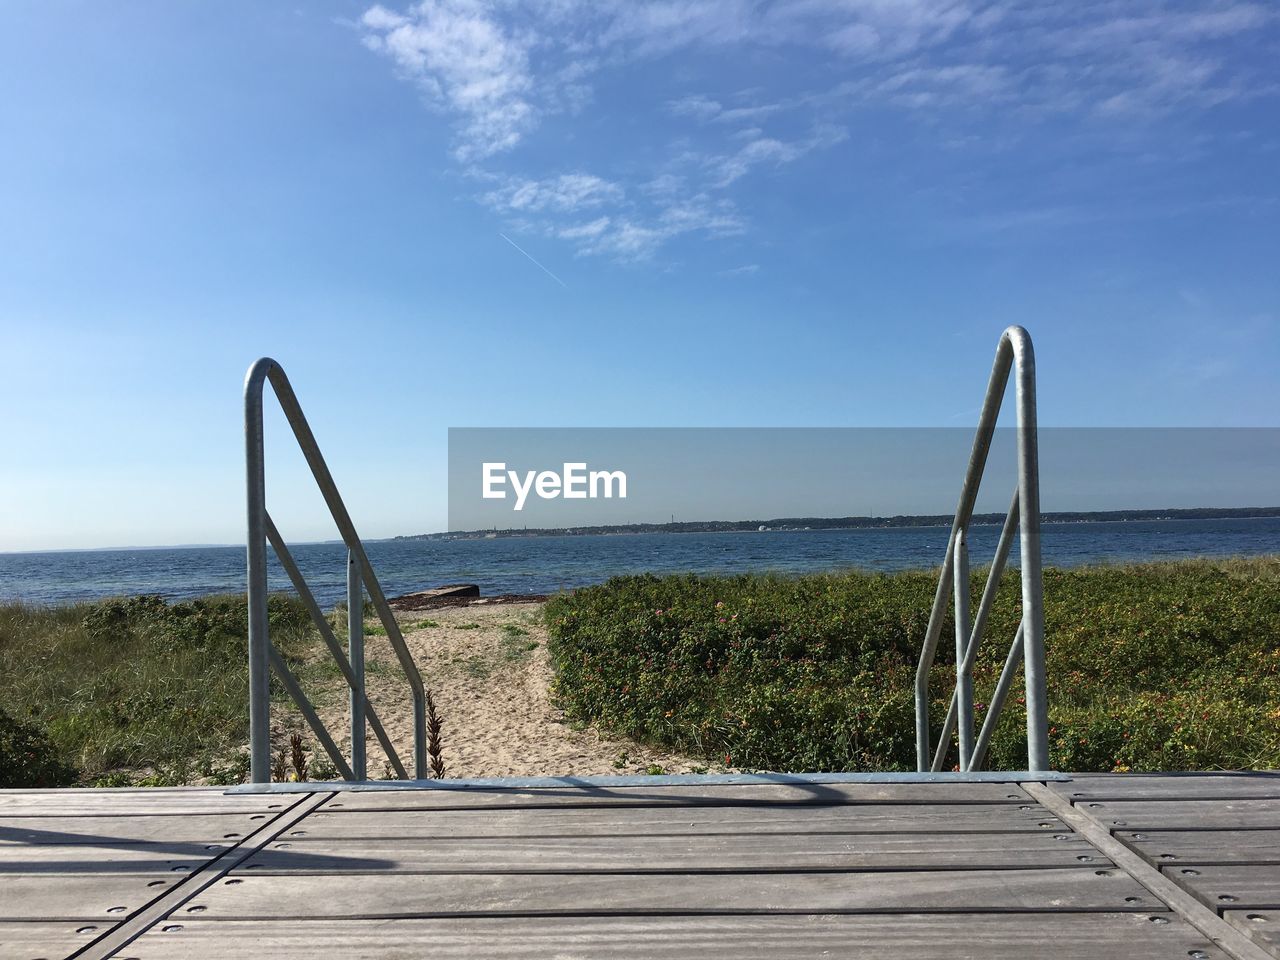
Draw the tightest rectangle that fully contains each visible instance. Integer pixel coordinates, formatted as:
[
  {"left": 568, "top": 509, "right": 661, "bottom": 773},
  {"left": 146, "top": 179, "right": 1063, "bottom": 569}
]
[
  {"left": 667, "top": 93, "right": 782, "bottom": 124},
  {"left": 358, "top": 0, "right": 1277, "bottom": 260},
  {"left": 361, "top": 1, "right": 540, "bottom": 160},
  {"left": 477, "top": 166, "right": 747, "bottom": 262},
  {"left": 710, "top": 126, "right": 848, "bottom": 186},
  {"left": 482, "top": 173, "right": 624, "bottom": 213},
  {"left": 573, "top": 194, "right": 746, "bottom": 261},
  {"left": 558, "top": 216, "right": 612, "bottom": 239},
  {"left": 875, "top": 63, "right": 1010, "bottom": 108},
  {"left": 667, "top": 93, "right": 723, "bottom": 120}
]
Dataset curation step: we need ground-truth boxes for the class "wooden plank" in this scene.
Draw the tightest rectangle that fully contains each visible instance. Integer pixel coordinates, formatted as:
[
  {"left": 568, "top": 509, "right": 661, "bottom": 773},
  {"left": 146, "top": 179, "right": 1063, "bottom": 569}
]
[
  {"left": 1025, "top": 781, "right": 1277, "bottom": 960},
  {"left": 1072, "top": 798, "right": 1280, "bottom": 830},
  {"left": 0, "top": 873, "right": 177, "bottom": 921},
  {"left": 0, "top": 842, "right": 231, "bottom": 874},
  {"left": 0, "top": 921, "right": 112, "bottom": 960},
  {"left": 72, "top": 793, "right": 329, "bottom": 960},
  {"left": 0, "top": 790, "right": 295, "bottom": 818},
  {"left": 327, "top": 782, "right": 1033, "bottom": 811},
  {"left": 187, "top": 868, "right": 1152, "bottom": 918},
  {"left": 122, "top": 913, "right": 1221, "bottom": 960},
  {"left": 1118, "top": 830, "right": 1280, "bottom": 866},
  {"left": 1225, "top": 910, "right": 1280, "bottom": 958},
  {"left": 1054, "top": 773, "right": 1280, "bottom": 802},
  {"left": 241, "top": 832, "right": 1109, "bottom": 873},
  {"left": 1171, "top": 865, "right": 1280, "bottom": 911},
  {"left": 0, "top": 813, "right": 276, "bottom": 845},
  {"left": 297, "top": 803, "right": 1064, "bottom": 839}
]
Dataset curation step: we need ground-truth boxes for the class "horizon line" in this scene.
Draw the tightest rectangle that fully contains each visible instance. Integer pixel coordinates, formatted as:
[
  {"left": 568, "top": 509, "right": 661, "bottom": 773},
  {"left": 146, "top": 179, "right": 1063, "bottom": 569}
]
[{"left": 7, "top": 504, "right": 1278, "bottom": 555}]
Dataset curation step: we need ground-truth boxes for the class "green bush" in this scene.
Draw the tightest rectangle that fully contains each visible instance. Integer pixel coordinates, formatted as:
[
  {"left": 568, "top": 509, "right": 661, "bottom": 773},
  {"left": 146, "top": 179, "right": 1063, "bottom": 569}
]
[
  {"left": 0, "top": 708, "right": 78, "bottom": 787},
  {"left": 545, "top": 559, "right": 1280, "bottom": 772}
]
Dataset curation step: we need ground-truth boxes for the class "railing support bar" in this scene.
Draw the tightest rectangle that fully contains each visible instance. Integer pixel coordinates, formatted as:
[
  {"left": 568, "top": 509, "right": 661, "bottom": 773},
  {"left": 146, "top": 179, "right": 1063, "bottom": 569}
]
[
  {"left": 915, "top": 561, "right": 954, "bottom": 770},
  {"left": 267, "top": 646, "right": 356, "bottom": 781},
  {"left": 264, "top": 516, "right": 408, "bottom": 779},
  {"left": 362, "top": 574, "right": 428, "bottom": 778},
  {"left": 913, "top": 337, "right": 1015, "bottom": 771},
  {"left": 348, "top": 551, "right": 367, "bottom": 782},
  {"left": 953, "top": 531, "right": 974, "bottom": 771},
  {"left": 931, "top": 487, "right": 1020, "bottom": 772},
  {"left": 970, "top": 620, "right": 1026, "bottom": 771}
]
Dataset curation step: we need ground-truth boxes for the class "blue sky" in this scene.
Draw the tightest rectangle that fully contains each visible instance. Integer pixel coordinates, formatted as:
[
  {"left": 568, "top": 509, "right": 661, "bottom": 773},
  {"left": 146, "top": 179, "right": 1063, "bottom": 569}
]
[{"left": 0, "top": 1, "right": 1277, "bottom": 550}]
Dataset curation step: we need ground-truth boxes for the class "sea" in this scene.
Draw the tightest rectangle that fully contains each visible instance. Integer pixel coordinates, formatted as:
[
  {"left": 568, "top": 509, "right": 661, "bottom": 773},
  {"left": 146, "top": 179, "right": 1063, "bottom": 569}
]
[{"left": 2, "top": 517, "right": 1278, "bottom": 608}]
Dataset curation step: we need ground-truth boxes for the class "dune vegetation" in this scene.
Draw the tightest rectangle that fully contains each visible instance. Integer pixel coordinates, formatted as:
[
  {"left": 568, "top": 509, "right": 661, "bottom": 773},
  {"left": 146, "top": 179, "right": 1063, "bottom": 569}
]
[
  {"left": 0, "top": 593, "right": 330, "bottom": 786},
  {"left": 4, "top": 557, "right": 1277, "bottom": 786},
  {"left": 546, "top": 557, "right": 1280, "bottom": 773}
]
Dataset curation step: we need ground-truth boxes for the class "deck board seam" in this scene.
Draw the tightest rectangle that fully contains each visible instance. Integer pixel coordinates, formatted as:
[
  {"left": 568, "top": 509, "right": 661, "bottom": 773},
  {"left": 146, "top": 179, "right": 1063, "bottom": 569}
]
[
  {"left": 157, "top": 906, "right": 1176, "bottom": 920},
  {"left": 71, "top": 792, "right": 329, "bottom": 960},
  {"left": 1025, "top": 781, "right": 1274, "bottom": 960}
]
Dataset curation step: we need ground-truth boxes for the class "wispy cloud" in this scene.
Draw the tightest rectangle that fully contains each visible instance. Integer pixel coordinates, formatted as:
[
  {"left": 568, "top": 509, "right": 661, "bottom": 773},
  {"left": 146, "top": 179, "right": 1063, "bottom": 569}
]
[
  {"left": 709, "top": 126, "right": 848, "bottom": 186},
  {"left": 566, "top": 194, "right": 745, "bottom": 262},
  {"left": 358, "top": 0, "right": 1277, "bottom": 261},
  {"left": 361, "top": 2, "right": 540, "bottom": 160},
  {"left": 667, "top": 94, "right": 783, "bottom": 124},
  {"left": 481, "top": 173, "right": 623, "bottom": 214}
]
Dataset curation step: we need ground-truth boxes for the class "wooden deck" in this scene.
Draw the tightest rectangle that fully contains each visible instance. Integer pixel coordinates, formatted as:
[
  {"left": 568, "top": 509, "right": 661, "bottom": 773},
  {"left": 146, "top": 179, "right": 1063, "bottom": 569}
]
[{"left": 2, "top": 772, "right": 1278, "bottom": 959}]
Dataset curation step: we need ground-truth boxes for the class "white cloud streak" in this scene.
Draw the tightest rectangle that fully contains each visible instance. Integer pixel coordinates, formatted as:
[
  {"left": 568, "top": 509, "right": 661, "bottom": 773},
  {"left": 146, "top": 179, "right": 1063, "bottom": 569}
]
[{"left": 499, "top": 231, "right": 569, "bottom": 287}]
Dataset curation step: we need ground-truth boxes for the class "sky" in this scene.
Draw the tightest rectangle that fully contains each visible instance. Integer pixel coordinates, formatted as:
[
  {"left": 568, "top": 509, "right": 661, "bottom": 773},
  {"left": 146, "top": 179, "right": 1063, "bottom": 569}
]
[{"left": 0, "top": 0, "right": 1277, "bottom": 551}]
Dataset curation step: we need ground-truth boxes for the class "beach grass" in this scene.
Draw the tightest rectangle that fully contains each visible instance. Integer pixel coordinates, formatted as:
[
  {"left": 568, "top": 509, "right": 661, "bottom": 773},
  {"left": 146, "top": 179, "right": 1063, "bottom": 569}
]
[
  {"left": 545, "top": 556, "right": 1280, "bottom": 773},
  {"left": 0, "top": 593, "right": 325, "bottom": 785}
]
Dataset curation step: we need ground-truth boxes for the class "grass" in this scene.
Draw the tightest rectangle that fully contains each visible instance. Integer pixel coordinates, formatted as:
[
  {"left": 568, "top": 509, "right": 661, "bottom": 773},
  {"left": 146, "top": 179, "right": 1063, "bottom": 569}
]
[
  {"left": 456, "top": 620, "right": 540, "bottom": 680},
  {"left": 545, "top": 557, "right": 1280, "bottom": 773},
  {"left": 0, "top": 593, "right": 324, "bottom": 785}
]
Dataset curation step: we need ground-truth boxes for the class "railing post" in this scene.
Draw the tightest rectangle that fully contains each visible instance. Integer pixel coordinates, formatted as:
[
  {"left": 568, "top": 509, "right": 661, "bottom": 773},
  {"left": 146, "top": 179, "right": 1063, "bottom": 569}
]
[
  {"left": 244, "top": 357, "right": 435, "bottom": 784},
  {"left": 953, "top": 530, "right": 974, "bottom": 771},
  {"left": 1011, "top": 330, "right": 1049, "bottom": 771},
  {"left": 913, "top": 326, "right": 1049, "bottom": 774},
  {"left": 348, "top": 550, "right": 367, "bottom": 781},
  {"left": 244, "top": 360, "right": 274, "bottom": 785}
]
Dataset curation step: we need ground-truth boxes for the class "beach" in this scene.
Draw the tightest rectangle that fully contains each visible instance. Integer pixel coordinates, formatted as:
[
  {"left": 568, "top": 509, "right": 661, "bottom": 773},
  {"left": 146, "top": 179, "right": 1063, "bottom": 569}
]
[{"left": 321, "top": 601, "right": 711, "bottom": 779}]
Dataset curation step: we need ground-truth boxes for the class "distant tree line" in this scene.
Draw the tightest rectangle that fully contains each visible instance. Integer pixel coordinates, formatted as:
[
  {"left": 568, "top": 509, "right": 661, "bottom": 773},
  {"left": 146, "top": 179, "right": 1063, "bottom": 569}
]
[{"left": 398, "top": 506, "right": 1280, "bottom": 541}]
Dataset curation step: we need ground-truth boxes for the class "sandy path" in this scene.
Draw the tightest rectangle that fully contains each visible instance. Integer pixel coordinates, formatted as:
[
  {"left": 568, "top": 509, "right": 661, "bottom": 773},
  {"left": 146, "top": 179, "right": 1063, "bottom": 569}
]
[{"left": 316, "top": 602, "right": 711, "bottom": 779}]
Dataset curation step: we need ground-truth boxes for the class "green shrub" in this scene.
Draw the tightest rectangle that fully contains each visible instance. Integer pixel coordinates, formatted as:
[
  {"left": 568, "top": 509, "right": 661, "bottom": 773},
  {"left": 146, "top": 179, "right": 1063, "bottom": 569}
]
[
  {"left": 545, "top": 559, "right": 1280, "bottom": 773},
  {"left": 0, "top": 708, "right": 78, "bottom": 787}
]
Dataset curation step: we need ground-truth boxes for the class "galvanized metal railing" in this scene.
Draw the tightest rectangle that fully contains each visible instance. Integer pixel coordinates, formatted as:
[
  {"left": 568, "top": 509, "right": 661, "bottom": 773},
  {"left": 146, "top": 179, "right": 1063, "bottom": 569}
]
[
  {"left": 245, "top": 358, "right": 429, "bottom": 784},
  {"left": 914, "top": 325, "right": 1049, "bottom": 773}
]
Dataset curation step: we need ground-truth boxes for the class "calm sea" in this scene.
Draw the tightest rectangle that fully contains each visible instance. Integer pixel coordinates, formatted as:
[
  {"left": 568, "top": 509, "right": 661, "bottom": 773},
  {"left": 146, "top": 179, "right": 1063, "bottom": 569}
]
[{"left": 1, "top": 517, "right": 1278, "bottom": 608}]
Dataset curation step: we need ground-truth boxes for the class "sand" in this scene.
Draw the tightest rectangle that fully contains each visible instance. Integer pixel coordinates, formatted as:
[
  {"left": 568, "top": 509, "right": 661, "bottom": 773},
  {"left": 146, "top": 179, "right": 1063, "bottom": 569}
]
[{"left": 315, "top": 601, "right": 711, "bottom": 779}]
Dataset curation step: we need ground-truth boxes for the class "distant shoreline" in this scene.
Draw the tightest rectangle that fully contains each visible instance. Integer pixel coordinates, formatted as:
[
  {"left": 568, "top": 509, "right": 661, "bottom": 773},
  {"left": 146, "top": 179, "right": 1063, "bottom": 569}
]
[{"left": 400, "top": 507, "right": 1280, "bottom": 542}]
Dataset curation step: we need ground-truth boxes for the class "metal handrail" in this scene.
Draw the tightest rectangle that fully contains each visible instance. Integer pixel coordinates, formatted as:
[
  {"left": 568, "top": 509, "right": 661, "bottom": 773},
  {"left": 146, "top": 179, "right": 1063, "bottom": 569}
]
[
  {"left": 245, "top": 358, "right": 430, "bottom": 784},
  {"left": 913, "top": 326, "right": 1048, "bottom": 772}
]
